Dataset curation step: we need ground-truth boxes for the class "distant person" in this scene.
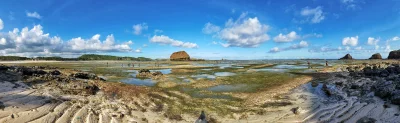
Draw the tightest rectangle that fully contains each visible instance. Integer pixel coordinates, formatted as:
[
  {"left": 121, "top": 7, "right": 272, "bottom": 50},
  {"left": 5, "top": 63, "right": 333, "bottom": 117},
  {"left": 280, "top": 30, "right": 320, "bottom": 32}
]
[
  {"left": 132, "top": 63, "right": 135, "bottom": 67},
  {"left": 195, "top": 111, "right": 207, "bottom": 123},
  {"left": 128, "top": 63, "right": 131, "bottom": 67},
  {"left": 107, "top": 62, "right": 108, "bottom": 67},
  {"left": 307, "top": 61, "right": 311, "bottom": 69},
  {"left": 326, "top": 61, "right": 329, "bottom": 66}
]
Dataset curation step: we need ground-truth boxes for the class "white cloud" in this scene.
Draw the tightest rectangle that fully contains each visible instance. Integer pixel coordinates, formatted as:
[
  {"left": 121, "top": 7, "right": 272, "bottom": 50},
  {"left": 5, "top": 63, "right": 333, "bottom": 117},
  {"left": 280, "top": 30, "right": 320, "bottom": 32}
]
[
  {"left": 300, "top": 6, "right": 325, "bottom": 23},
  {"left": 342, "top": 36, "right": 358, "bottom": 46},
  {"left": 154, "top": 29, "right": 163, "bottom": 34},
  {"left": 341, "top": 0, "right": 359, "bottom": 10},
  {"left": 345, "top": 46, "right": 350, "bottom": 50},
  {"left": 302, "top": 33, "right": 323, "bottom": 39},
  {"left": 367, "top": 37, "right": 379, "bottom": 45},
  {"left": 273, "top": 31, "right": 299, "bottom": 42},
  {"left": 269, "top": 47, "right": 280, "bottom": 53},
  {"left": 392, "top": 36, "right": 400, "bottom": 41},
  {"left": 269, "top": 41, "right": 309, "bottom": 53},
  {"left": 26, "top": 12, "right": 41, "bottom": 19},
  {"left": 355, "top": 46, "right": 362, "bottom": 50},
  {"left": 0, "top": 38, "right": 6, "bottom": 45},
  {"left": 135, "top": 48, "right": 142, "bottom": 53},
  {"left": 143, "top": 44, "right": 148, "bottom": 47},
  {"left": 202, "top": 22, "right": 221, "bottom": 34},
  {"left": 0, "top": 24, "right": 133, "bottom": 56},
  {"left": 338, "top": 46, "right": 343, "bottom": 50},
  {"left": 133, "top": 23, "right": 148, "bottom": 35},
  {"left": 212, "top": 41, "right": 218, "bottom": 45},
  {"left": 0, "top": 18, "right": 3, "bottom": 30},
  {"left": 219, "top": 16, "right": 270, "bottom": 48},
  {"left": 150, "top": 35, "right": 198, "bottom": 48}
]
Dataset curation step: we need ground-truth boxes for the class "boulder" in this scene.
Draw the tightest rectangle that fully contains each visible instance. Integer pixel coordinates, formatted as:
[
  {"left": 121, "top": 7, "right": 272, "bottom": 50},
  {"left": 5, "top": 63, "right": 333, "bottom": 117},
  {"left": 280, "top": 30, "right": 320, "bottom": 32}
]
[
  {"left": 170, "top": 51, "right": 190, "bottom": 61},
  {"left": 374, "top": 81, "right": 396, "bottom": 99},
  {"left": 388, "top": 50, "right": 400, "bottom": 59},
  {"left": 138, "top": 69, "right": 150, "bottom": 73},
  {"left": 50, "top": 70, "right": 62, "bottom": 75},
  {"left": 369, "top": 53, "right": 382, "bottom": 59},
  {"left": 339, "top": 54, "right": 353, "bottom": 60},
  {"left": 73, "top": 72, "right": 97, "bottom": 79},
  {"left": 356, "top": 117, "right": 376, "bottom": 123},
  {"left": 152, "top": 71, "right": 163, "bottom": 76},
  {"left": 0, "top": 65, "right": 8, "bottom": 71}
]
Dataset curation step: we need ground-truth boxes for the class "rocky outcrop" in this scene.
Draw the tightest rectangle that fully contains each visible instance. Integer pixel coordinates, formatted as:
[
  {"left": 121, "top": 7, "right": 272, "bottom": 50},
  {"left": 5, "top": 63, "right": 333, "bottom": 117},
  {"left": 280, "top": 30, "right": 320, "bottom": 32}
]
[
  {"left": 170, "top": 51, "right": 190, "bottom": 61},
  {"left": 388, "top": 50, "right": 400, "bottom": 59},
  {"left": 339, "top": 54, "right": 353, "bottom": 60},
  {"left": 136, "top": 69, "right": 163, "bottom": 78},
  {"left": 369, "top": 53, "right": 382, "bottom": 59}
]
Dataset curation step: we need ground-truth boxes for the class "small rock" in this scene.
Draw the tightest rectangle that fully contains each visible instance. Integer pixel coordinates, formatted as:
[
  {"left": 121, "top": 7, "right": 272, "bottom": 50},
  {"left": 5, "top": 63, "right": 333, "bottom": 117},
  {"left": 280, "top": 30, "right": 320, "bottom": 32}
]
[{"left": 356, "top": 117, "right": 376, "bottom": 123}]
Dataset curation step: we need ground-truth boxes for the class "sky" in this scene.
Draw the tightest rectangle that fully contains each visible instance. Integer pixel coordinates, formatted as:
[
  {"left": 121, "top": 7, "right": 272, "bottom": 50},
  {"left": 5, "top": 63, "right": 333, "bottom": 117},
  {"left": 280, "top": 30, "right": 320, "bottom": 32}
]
[{"left": 0, "top": 0, "right": 400, "bottom": 60}]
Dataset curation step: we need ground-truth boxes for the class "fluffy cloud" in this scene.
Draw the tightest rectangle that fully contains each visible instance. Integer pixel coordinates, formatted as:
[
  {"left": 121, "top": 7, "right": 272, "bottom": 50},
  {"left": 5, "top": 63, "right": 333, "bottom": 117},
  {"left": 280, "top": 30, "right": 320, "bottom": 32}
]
[
  {"left": 273, "top": 31, "right": 299, "bottom": 42},
  {"left": 302, "top": 33, "right": 323, "bottom": 39},
  {"left": 0, "top": 18, "right": 3, "bottom": 30},
  {"left": 367, "top": 37, "right": 379, "bottom": 45},
  {"left": 342, "top": 36, "right": 358, "bottom": 46},
  {"left": 154, "top": 29, "right": 163, "bottom": 34},
  {"left": 219, "top": 16, "right": 270, "bottom": 48},
  {"left": 133, "top": 23, "right": 148, "bottom": 35},
  {"left": 269, "top": 41, "right": 309, "bottom": 53},
  {"left": 300, "top": 6, "right": 325, "bottom": 23},
  {"left": 150, "top": 35, "right": 198, "bottom": 48},
  {"left": 135, "top": 48, "right": 142, "bottom": 53},
  {"left": 202, "top": 22, "right": 221, "bottom": 34},
  {"left": 355, "top": 46, "right": 362, "bottom": 50},
  {"left": 392, "top": 36, "right": 400, "bottom": 41},
  {"left": 68, "top": 34, "right": 132, "bottom": 52},
  {"left": 0, "top": 24, "right": 134, "bottom": 57},
  {"left": 26, "top": 12, "right": 41, "bottom": 19},
  {"left": 341, "top": 0, "right": 359, "bottom": 10}
]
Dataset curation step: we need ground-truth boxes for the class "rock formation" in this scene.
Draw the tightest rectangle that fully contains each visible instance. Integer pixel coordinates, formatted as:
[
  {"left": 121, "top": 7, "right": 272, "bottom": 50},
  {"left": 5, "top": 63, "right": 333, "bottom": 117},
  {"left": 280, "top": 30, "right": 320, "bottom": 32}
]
[
  {"left": 369, "top": 53, "right": 382, "bottom": 59},
  {"left": 339, "top": 54, "right": 353, "bottom": 60},
  {"left": 170, "top": 51, "right": 190, "bottom": 61},
  {"left": 388, "top": 50, "right": 400, "bottom": 59}
]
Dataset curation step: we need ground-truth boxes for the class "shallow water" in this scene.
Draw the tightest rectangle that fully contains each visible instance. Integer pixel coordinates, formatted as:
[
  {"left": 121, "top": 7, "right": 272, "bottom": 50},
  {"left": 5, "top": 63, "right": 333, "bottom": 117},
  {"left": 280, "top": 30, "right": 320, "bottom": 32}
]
[
  {"left": 121, "top": 78, "right": 155, "bottom": 86},
  {"left": 191, "top": 74, "right": 216, "bottom": 80},
  {"left": 215, "top": 72, "right": 236, "bottom": 76},
  {"left": 250, "top": 68, "right": 287, "bottom": 72},
  {"left": 207, "top": 84, "right": 254, "bottom": 92},
  {"left": 273, "top": 65, "right": 308, "bottom": 69}
]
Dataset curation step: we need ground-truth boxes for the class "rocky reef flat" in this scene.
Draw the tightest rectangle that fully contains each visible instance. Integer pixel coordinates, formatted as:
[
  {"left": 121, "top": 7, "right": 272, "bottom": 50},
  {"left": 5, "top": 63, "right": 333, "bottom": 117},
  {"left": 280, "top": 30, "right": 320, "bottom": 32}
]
[{"left": 1, "top": 60, "right": 400, "bottom": 123}]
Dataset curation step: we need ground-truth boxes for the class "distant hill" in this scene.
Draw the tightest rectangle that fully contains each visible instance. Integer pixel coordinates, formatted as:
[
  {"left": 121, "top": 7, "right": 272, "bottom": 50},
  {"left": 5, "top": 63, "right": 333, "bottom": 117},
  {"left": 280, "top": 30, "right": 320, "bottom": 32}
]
[
  {"left": 78, "top": 54, "right": 152, "bottom": 61},
  {"left": 0, "top": 54, "right": 152, "bottom": 61}
]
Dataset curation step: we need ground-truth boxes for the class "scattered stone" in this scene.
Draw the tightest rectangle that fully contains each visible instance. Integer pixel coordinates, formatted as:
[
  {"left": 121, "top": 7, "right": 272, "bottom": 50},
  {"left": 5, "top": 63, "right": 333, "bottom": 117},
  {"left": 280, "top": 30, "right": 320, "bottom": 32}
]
[
  {"left": 291, "top": 107, "right": 301, "bottom": 115},
  {"left": 356, "top": 117, "right": 376, "bottom": 123},
  {"left": 50, "top": 70, "right": 62, "bottom": 75}
]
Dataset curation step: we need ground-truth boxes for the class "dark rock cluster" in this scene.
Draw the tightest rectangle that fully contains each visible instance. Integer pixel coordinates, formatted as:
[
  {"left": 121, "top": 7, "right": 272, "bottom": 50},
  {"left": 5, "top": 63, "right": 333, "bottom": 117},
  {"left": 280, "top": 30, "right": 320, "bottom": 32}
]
[
  {"left": 339, "top": 63, "right": 400, "bottom": 105},
  {"left": 136, "top": 69, "right": 163, "bottom": 78}
]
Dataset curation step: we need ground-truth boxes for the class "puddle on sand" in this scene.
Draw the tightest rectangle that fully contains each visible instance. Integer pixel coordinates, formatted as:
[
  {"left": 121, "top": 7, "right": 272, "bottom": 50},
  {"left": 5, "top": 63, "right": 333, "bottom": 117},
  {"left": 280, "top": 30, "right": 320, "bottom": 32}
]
[
  {"left": 273, "top": 65, "right": 308, "bottom": 69},
  {"left": 215, "top": 72, "right": 236, "bottom": 76},
  {"left": 201, "top": 69, "right": 213, "bottom": 71},
  {"left": 150, "top": 69, "right": 171, "bottom": 74},
  {"left": 191, "top": 74, "right": 216, "bottom": 80},
  {"left": 250, "top": 68, "right": 287, "bottom": 72},
  {"left": 121, "top": 78, "right": 155, "bottom": 86}
]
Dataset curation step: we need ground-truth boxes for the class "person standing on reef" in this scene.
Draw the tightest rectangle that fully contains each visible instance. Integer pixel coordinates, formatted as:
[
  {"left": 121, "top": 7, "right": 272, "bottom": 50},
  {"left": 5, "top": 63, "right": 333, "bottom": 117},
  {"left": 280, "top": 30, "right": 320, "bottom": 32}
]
[
  {"left": 106, "top": 62, "right": 108, "bottom": 67},
  {"left": 326, "top": 60, "right": 329, "bottom": 66},
  {"left": 195, "top": 111, "right": 207, "bottom": 123},
  {"left": 307, "top": 61, "right": 311, "bottom": 69}
]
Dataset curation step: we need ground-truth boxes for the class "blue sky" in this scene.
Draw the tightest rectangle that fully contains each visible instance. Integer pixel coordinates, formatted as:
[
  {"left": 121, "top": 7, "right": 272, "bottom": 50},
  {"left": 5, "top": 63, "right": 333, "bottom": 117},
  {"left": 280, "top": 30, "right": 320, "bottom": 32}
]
[{"left": 0, "top": 0, "right": 399, "bottom": 59}]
